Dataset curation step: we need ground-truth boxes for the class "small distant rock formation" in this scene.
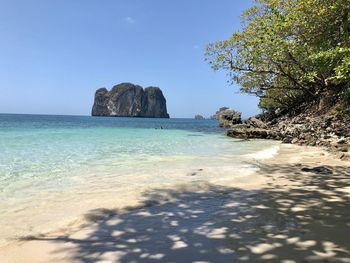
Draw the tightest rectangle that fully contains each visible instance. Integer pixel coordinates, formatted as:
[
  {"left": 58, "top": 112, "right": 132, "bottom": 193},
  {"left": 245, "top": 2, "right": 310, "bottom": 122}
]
[
  {"left": 212, "top": 107, "right": 242, "bottom": 128},
  {"left": 194, "top": 115, "right": 205, "bottom": 120},
  {"left": 92, "top": 83, "right": 169, "bottom": 118}
]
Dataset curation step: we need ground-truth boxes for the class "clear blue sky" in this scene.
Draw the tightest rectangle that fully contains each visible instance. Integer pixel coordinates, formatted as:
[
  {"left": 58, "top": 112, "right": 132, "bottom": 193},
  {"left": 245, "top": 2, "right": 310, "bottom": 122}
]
[{"left": 0, "top": 0, "right": 259, "bottom": 118}]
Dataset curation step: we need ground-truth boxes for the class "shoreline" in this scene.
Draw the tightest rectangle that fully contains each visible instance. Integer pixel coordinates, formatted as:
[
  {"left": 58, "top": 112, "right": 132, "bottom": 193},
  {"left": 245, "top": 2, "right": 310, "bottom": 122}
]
[
  {"left": 0, "top": 135, "right": 278, "bottom": 249},
  {"left": 1, "top": 143, "right": 350, "bottom": 262},
  {"left": 220, "top": 107, "right": 350, "bottom": 161}
]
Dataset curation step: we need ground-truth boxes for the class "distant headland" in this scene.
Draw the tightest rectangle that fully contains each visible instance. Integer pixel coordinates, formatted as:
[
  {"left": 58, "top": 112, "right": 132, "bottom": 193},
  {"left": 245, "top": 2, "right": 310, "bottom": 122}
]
[{"left": 91, "top": 83, "right": 170, "bottom": 118}]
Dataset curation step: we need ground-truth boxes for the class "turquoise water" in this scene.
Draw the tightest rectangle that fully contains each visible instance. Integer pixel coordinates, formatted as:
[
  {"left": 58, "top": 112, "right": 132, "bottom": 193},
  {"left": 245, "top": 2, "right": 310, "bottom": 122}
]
[{"left": 0, "top": 114, "right": 279, "bottom": 245}]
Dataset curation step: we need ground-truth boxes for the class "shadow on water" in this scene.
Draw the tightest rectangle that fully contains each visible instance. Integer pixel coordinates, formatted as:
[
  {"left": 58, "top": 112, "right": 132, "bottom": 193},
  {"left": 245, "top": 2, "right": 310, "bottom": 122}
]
[{"left": 26, "top": 164, "right": 350, "bottom": 262}]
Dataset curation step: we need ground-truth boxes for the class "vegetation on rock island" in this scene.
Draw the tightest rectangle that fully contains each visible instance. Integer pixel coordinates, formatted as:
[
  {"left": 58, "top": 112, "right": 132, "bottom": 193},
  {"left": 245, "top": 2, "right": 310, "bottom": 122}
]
[{"left": 206, "top": 0, "right": 350, "bottom": 115}]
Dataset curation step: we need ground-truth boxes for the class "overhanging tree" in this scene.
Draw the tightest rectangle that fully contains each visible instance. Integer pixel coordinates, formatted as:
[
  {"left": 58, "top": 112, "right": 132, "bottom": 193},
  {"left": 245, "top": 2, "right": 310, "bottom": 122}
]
[{"left": 206, "top": 0, "right": 350, "bottom": 111}]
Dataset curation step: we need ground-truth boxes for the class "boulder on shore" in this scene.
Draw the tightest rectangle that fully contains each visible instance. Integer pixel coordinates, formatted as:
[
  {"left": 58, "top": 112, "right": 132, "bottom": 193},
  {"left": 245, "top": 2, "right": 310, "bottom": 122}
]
[
  {"left": 92, "top": 83, "right": 169, "bottom": 118},
  {"left": 215, "top": 108, "right": 242, "bottom": 128},
  {"left": 210, "top": 107, "right": 229, "bottom": 120}
]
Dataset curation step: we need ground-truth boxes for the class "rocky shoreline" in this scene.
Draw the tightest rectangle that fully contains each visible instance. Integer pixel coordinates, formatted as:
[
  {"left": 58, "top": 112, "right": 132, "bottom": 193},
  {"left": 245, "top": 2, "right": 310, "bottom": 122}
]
[{"left": 217, "top": 107, "right": 350, "bottom": 160}]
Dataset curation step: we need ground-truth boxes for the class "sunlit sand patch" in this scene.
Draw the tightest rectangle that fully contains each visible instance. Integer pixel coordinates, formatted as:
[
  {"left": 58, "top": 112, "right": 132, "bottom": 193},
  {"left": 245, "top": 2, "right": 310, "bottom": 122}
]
[
  {"left": 337, "top": 186, "right": 350, "bottom": 197},
  {"left": 217, "top": 247, "right": 235, "bottom": 254},
  {"left": 206, "top": 227, "right": 228, "bottom": 239},
  {"left": 223, "top": 201, "right": 240, "bottom": 208},
  {"left": 167, "top": 235, "right": 188, "bottom": 249},
  {"left": 286, "top": 237, "right": 300, "bottom": 244},
  {"left": 325, "top": 196, "right": 345, "bottom": 202},
  {"left": 111, "top": 230, "right": 124, "bottom": 237},
  {"left": 248, "top": 242, "right": 282, "bottom": 254},
  {"left": 252, "top": 204, "right": 270, "bottom": 209},
  {"left": 261, "top": 253, "right": 278, "bottom": 260},
  {"left": 295, "top": 240, "right": 317, "bottom": 249},
  {"left": 291, "top": 206, "right": 307, "bottom": 212}
]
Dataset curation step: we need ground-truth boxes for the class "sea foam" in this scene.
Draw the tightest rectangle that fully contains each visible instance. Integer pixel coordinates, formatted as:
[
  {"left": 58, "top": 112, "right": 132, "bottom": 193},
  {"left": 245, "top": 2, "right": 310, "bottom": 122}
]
[{"left": 245, "top": 145, "right": 280, "bottom": 160}]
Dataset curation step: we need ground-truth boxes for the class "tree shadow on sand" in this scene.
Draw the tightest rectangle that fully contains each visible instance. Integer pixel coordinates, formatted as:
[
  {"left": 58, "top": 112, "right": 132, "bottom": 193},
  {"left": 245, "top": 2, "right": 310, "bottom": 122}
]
[{"left": 27, "top": 164, "right": 350, "bottom": 262}]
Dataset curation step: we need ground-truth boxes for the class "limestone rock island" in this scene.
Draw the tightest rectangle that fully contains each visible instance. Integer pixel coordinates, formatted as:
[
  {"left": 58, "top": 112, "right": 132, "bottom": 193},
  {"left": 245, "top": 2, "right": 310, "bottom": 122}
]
[{"left": 92, "top": 83, "right": 170, "bottom": 118}]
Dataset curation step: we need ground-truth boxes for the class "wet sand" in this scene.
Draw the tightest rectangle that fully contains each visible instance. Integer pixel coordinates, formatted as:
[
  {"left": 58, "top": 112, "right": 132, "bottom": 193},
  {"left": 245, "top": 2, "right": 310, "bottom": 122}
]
[{"left": 1, "top": 144, "right": 350, "bottom": 262}]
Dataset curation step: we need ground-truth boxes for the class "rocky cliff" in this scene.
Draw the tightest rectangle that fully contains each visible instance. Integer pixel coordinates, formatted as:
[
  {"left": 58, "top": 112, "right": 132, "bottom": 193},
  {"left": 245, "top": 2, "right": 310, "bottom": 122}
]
[
  {"left": 91, "top": 83, "right": 170, "bottom": 118},
  {"left": 223, "top": 105, "right": 350, "bottom": 160}
]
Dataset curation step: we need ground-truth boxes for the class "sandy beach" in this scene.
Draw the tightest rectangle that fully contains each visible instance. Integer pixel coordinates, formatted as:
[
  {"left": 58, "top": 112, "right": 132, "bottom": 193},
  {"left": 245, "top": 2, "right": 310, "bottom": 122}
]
[
  {"left": 1, "top": 144, "right": 350, "bottom": 263},
  {"left": 1, "top": 0, "right": 349, "bottom": 262}
]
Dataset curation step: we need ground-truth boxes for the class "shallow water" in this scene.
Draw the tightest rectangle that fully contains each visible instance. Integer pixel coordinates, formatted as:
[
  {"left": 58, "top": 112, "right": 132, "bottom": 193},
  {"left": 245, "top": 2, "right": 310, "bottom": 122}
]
[{"left": 0, "top": 114, "right": 279, "bottom": 245}]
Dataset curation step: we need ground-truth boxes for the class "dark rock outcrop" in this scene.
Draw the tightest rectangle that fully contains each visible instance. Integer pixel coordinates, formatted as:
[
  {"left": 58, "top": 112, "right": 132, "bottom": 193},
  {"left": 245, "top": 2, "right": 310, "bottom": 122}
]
[
  {"left": 214, "top": 108, "right": 242, "bottom": 128},
  {"left": 195, "top": 115, "right": 205, "bottom": 120},
  {"left": 224, "top": 106, "right": 350, "bottom": 160},
  {"left": 92, "top": 83, "right": 169, "bottom": 118},
  {"left": 210, "top": 107, "right": 229, "bottom": 120}
]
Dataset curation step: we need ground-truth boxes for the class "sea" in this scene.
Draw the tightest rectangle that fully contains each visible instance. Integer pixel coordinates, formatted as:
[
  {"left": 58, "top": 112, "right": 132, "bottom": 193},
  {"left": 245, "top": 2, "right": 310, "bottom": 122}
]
[{"left": 0, "top": 114, "right": 280, "bottom": 246}]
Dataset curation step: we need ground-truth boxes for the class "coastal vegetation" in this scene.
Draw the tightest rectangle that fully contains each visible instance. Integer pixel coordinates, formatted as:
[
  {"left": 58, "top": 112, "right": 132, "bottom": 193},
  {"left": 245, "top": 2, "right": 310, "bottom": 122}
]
[{"left": 206, "top": 0, "right": 350, "bottom": 115}]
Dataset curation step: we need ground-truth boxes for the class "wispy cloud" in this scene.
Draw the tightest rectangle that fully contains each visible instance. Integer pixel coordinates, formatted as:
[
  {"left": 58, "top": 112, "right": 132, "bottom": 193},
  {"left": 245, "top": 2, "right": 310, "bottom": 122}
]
[
  {"left": 193, "top": 45, "right": 200, "bottom": 49},
  {"left": 124, "top": 17, "right": 136, "bottom": 24}
]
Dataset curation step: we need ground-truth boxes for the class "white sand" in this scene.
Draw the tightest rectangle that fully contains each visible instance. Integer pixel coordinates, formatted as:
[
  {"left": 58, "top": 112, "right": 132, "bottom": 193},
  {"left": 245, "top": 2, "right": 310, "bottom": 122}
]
[{"left": 1, "top": 144, "right": 350, "bottom": 262}]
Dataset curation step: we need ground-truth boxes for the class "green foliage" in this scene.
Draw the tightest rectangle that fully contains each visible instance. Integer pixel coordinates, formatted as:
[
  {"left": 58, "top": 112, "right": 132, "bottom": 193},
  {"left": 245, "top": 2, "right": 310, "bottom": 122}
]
[
  {"left": 206, "top": 0, "right": 350, "bottom": 111},
  {"left": 337, "top": 85, "right": 350, "bottom": 112}
]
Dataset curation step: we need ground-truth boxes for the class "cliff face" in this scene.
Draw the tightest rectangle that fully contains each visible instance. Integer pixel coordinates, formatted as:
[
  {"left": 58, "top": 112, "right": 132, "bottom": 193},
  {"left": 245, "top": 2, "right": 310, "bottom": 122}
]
[{"left": 91, "top": 83, "right": 169, "bottom": 118}]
